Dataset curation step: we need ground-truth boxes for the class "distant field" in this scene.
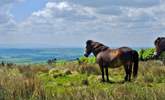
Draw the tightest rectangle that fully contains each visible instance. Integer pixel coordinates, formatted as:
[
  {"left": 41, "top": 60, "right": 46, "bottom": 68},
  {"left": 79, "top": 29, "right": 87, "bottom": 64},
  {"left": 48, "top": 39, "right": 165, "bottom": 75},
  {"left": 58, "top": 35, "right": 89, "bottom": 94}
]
[
  {"left": 0, "top": 59, "right": 165, "bottom": 100},
  {"left": 0, "top": 48, "right": 83, "bottom": 64},
  {"left": 0, "top": 47, "right": 150, "bottom": 64}
]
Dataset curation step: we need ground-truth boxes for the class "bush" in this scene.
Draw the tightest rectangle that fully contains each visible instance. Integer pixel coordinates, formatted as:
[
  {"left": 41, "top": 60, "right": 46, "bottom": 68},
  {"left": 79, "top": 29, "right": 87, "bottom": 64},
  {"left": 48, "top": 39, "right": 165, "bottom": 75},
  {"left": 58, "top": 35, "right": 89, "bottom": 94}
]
[
  {"left": 79, "top": 56, "right": 96, "bottom": 64},
  {"left": 49, "top": 68, "right": 64, "bottom": 78},
  {"left": 138, "top": 48, "right": 155, "bottom": 60},
  {"left": 49, "top": 68, "right": 72, "bottom": 78},
  {"left": 138, "top": 48, "right": 165, "bottom": 61}
]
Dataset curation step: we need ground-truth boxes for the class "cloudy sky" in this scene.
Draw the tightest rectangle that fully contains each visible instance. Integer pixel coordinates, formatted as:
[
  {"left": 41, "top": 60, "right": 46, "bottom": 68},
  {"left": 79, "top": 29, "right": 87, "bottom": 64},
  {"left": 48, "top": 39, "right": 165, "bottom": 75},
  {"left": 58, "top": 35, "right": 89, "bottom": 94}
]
[{"left": 0, "top": 0, "right": 165, "bottom": 48}]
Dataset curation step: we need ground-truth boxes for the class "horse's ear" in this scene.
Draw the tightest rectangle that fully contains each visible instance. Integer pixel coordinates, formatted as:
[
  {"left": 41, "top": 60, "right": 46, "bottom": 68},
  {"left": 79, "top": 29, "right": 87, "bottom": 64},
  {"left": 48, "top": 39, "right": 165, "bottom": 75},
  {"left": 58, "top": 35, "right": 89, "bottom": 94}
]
[
  {"left": 86, "top": 40, "right": 93, "bottom": 45},
  {"left": 157, "top": 37, "right": 161, "bottom": 40},
  {"left": 154, "top": 37, "right": 161, "bottom": 45},
  {"left": 101, "top": 46, "right": 108, "bottom": 51}
]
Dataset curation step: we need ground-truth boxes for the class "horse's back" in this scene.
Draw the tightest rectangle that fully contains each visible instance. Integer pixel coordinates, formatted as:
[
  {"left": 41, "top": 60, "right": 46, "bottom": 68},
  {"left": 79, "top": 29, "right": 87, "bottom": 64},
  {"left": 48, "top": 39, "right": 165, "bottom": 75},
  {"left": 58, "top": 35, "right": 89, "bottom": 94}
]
[
  {"left": 118, "top": 47, "right": 132, "bottom": 52},
  {"left": 96, "top": 47, "right": 134, "bottom": 67},
  {"left": 97, "top": 47, "right": 133, "bottom": 61}
]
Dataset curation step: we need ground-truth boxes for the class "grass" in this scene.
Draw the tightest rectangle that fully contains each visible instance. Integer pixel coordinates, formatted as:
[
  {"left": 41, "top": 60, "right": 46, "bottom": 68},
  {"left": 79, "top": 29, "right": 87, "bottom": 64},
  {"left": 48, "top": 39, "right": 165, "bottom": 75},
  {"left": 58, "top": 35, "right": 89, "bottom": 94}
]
[{"left": 0, "top": 59, "right": 165, "bottom": 100}]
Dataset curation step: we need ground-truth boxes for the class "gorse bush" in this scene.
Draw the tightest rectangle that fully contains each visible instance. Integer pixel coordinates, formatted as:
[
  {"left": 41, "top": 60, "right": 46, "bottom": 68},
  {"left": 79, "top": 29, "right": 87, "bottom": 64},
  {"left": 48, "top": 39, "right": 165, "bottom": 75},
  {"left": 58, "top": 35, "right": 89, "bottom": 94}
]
[
  {"left": 138, "top": 48, "right": 165, "bottom": 61},
  {"left": 138, "top": 48, "right": 155, "bottom": 60},
  {"left": 79, "top": 56, "right": 96, "bottom": 64}
]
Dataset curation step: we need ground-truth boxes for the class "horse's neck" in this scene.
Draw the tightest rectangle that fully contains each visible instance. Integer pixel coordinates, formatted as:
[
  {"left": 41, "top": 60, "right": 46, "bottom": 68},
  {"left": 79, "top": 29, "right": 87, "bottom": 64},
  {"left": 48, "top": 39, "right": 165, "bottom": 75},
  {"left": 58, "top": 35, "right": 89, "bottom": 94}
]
[
  {"left": 92, "top": 51, "right": 99, "bottom": 57},
  {"left": 92, "top": 46, "right": 109, "bottom": 56}
]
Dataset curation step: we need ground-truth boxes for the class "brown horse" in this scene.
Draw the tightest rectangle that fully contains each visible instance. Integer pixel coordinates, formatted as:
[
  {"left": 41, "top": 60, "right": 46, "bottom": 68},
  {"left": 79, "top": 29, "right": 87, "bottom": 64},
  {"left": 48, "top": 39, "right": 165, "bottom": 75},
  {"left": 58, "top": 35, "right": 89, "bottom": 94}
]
[
  {"left": 154, "top": 37, "right": 165, "bottom": 58},
  {"left": 84, "top": 40, "right": 139, "bottom": 82}
]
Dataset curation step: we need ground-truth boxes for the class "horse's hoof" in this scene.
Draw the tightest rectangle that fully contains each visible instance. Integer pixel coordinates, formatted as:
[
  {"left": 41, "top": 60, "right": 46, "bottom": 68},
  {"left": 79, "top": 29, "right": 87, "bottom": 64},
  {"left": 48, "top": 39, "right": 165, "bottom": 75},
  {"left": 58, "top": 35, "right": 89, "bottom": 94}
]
[
  {"left": 125, "top": 77, "right": 128, "bottom": 81},
  {"left": 107, "top": 80, "right": 114, "bottom": 83},
  {"left": 124, "top": 79, "right": 131, "bottom": 83},
  {"left": 100, "top": 80, "right": 105, "bottom": 83}
]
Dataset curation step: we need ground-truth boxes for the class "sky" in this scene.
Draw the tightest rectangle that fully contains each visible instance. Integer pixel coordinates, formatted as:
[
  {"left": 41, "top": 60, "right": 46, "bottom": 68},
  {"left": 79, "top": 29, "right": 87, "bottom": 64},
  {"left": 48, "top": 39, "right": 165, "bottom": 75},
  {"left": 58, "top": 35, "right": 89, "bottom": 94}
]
[{"left": 0, "top": 0, "right": 165, "bottom": 48}]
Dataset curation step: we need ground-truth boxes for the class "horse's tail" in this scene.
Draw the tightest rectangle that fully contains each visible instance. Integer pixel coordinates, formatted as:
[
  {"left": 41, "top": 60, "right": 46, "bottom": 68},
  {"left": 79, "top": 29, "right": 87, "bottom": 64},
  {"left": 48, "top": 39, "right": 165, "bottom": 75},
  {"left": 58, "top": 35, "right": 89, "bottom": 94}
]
[{"left": 132, "top": 50, "right": 139, "bottom": 78}]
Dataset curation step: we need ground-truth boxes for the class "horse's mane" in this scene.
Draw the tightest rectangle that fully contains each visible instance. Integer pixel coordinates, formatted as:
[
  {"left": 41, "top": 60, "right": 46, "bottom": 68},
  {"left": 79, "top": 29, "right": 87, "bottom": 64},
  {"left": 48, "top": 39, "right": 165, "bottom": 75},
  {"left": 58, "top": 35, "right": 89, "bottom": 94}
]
[{"left": 92, "top": 41, "right": 109, "bottom": 52}]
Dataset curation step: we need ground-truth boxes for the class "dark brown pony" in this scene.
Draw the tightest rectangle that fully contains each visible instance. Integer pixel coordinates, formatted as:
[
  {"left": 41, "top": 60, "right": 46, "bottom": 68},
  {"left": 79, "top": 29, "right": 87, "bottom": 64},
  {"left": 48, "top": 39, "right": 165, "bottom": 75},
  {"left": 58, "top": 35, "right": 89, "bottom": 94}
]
[
  {"left": 84, "top": 40, "right": 139, "bottom": 82},
  {"left": 154, "top": 37, "right": 165, "bottom": 58}
]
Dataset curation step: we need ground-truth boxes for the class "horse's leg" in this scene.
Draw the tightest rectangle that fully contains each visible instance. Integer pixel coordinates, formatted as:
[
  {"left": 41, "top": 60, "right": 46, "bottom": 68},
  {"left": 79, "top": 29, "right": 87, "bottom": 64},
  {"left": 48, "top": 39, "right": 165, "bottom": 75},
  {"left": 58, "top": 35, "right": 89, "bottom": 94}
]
[
  {"left": 105, "top": 66, "right": 110, "bottom": 82},
  {"left": 124, "top": 65, "right": 129, "bottom": 81},
  {"left": 100, "top": 65, "right": 105, "bottom": 82},
  {"left": 128, "top": 63, "right": 132, "bottom": 81}
]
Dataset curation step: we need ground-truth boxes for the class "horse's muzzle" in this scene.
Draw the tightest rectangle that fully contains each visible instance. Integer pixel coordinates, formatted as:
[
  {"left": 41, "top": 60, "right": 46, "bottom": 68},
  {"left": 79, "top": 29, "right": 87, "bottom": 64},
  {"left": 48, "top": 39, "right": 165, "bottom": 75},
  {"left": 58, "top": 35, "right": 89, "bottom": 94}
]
[{"left": 84, "top": 53, "right": 89, "bottom": 57}]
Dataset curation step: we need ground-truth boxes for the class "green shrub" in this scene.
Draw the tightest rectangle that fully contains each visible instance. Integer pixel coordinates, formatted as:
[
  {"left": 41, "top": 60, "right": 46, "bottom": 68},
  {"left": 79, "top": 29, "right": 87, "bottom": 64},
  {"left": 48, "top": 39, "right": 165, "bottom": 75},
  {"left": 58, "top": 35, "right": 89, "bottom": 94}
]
[
  {"left": 79, "top": 56, "right": 96, "bottom": 64},
  {"left": 55, "top": 60, "right": 67, "bottom": 66},
  {"left": 49, "top": 68, "right": 72, "bottom": 78},
  {"left": 138, "top": 48, "right": 155, "bottom": 60},
  {"left": 49, "top": 68, "right": 64, "bottom": 78},
  {"left": 139, "top": 48, "right": 165, "bottom": 61}
]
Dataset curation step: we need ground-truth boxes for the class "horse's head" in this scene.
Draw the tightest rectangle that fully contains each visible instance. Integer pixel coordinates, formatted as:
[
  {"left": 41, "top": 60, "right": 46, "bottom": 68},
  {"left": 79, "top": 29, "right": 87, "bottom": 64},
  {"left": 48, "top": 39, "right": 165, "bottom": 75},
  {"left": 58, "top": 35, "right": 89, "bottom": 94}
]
[
  {"left": 84, "top": 40, "right": 94, "bottom": 57},
  {"left": 154, "top": 37, "right": 161, "bottom": 57}
]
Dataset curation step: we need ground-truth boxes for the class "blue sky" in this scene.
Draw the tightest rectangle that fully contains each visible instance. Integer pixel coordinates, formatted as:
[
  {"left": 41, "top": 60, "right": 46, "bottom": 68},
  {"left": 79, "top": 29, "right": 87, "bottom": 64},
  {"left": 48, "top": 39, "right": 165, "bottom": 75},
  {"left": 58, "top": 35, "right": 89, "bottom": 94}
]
[{"left": 0, "top": 0, "right": 165, "bottom": 48}]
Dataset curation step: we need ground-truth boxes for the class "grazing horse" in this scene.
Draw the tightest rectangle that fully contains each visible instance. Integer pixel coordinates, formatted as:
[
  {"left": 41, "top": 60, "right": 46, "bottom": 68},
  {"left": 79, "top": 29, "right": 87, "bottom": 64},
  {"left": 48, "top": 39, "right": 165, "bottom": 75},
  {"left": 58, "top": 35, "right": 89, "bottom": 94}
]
[
  {"left": 84, "top": 40, "right": 139, "bottom": 82},
  {"left": 154, "top": 37, "right": 165, "bottom": 58}
]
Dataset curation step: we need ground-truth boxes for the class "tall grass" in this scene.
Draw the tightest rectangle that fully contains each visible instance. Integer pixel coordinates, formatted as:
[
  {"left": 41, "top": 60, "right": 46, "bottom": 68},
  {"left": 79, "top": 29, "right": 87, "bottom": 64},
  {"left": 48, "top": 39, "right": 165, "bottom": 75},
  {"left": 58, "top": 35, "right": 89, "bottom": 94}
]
[
  {"left": 0, "top": 59, "right": 165, "bottom": 100},
  {"left": 0, "top": 66, "right": 46, "bottom": 100}
]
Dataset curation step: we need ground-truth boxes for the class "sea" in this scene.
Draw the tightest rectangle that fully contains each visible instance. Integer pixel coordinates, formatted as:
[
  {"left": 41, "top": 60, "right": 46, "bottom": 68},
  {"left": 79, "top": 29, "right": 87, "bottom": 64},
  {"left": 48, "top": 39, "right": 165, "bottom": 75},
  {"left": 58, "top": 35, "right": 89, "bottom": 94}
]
[
  {"left": 0, "top": 48, "right": 83, "bottom": 64},
  {"left": 0, "top": 47, "right": 148, "bottom": 64}
]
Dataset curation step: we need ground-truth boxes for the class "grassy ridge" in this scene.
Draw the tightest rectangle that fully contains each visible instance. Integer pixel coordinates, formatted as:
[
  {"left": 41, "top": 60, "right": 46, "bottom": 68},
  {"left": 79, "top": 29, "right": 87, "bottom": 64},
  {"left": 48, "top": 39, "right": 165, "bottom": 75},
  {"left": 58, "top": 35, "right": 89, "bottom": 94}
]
[{"left": 0, "top": 59, "right": 165, "bottom": 100}]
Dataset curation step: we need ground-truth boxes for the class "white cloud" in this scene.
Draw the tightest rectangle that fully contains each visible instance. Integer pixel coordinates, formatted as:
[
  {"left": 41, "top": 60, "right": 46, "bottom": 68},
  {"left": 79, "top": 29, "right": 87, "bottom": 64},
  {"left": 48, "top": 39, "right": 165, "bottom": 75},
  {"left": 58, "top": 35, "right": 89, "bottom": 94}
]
[
  {"left": 32, "top": 1, "right": 96, "bottom": 20},
  {"left": 49, "top": 2, "right": 71, "bottom": 10},
  {"left": 0, "top": 0, "right": 165, "bottom": 47},
  {"left": 0, "top": 0, "right": 24, "bottom": 36}
]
